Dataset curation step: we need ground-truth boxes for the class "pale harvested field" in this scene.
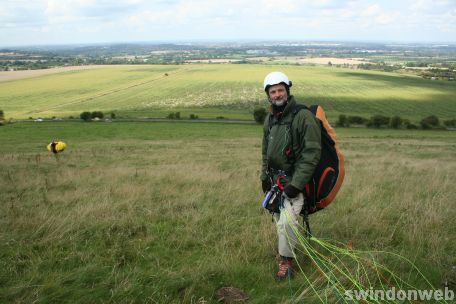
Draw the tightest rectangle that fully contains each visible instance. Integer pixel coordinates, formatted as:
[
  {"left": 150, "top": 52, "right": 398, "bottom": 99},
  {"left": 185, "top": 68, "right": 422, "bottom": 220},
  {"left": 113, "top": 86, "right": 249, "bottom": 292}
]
[
  {"left": 0, "top": 66, "right": 107, "bottom": 82},
  {"left": 250, "top": 56, "right": 371, "bottom": 65},
  {"left": 247, "top": 57, "right": 271, "bottom": 61},
  {"left": 0, "top": 65, "right": 159, "bottom": 82},
  {"left": 296, "top": 57, "right": 370, "bottom": 65},
  {"left": 185, "top": 59, "right": 241, "bottom": 63}
]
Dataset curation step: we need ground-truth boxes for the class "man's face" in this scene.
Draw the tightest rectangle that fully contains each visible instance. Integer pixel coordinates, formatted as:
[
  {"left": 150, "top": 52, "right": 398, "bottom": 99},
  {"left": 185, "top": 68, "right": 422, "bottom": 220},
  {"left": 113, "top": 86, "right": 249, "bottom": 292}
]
[{"left": 267, "top": 84, "right": 288, "bottom": 106}]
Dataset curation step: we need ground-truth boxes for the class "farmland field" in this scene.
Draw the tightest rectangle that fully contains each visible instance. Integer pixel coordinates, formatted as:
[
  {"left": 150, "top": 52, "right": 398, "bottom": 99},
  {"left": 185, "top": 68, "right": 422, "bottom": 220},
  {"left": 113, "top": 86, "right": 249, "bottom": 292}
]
[
  {"left": 0, "top": 65, "right": 106, "bottom": 82},
  {"left": 0, "top": 64, "right": 455, "bottom": 122},
  {"left": 1, "top": 122, "right": 455, "bottom": 303}
]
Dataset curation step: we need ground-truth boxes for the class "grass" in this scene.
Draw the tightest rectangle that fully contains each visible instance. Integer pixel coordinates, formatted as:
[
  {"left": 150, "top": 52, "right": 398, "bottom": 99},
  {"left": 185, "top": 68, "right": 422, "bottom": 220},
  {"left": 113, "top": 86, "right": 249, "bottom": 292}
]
[
  {"left": 1, "top": 121, "right": 455, "bottom": 303},
  {"left": 1, "top": 64, "right": 455, "bottom": 122}
]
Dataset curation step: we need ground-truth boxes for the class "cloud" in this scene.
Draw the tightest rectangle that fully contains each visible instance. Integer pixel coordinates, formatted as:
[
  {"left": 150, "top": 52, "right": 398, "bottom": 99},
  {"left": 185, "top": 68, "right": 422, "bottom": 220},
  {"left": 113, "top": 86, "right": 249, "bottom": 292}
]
[
  {"left": 0, "top": 0, "right": 455, "bottom": 45},
  {"left": 0, "top": 1, "right": 48, "bottom": 28},
  {"left": 361, "top": 4, "right": 381, "bottom": 16},
  {"left": 261, "top": 0, "right": 298, "bottom": 14},
  {"left": 44, "top": 0, "right": 147, "bottom": 24},
  {"left": 410, "top": 0, "right": 455, "bottom": 14}
]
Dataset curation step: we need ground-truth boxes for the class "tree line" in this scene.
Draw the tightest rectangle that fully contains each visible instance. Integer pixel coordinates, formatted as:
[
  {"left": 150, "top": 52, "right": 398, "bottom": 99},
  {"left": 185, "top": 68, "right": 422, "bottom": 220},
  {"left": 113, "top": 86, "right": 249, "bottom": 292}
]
[
  {"left": 336, "top": 114, "right": 455, "bottom": 130},
  {"left": 253, "top": 107, "right": 456, "bottom": 130}
]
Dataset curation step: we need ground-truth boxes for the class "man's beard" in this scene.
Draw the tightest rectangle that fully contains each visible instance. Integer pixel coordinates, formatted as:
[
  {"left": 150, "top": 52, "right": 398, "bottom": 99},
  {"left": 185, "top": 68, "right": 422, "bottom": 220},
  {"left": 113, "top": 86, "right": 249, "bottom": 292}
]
[{"left": 269, "top": 96, "right": 288, "bottom": 107}]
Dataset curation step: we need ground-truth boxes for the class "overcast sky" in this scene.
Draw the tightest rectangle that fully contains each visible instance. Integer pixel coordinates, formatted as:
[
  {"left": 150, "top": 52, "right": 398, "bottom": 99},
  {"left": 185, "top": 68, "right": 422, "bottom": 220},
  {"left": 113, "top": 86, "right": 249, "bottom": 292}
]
[{"left": 1, "top": 0, "right": 455, "bottom": 47}]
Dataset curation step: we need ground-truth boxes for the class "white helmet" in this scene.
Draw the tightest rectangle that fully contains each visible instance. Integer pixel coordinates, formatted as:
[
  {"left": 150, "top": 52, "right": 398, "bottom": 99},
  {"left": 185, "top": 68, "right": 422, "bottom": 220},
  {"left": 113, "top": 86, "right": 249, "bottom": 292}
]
[{"left": 263, "top": 71, "right": 292, "bottom": 91}]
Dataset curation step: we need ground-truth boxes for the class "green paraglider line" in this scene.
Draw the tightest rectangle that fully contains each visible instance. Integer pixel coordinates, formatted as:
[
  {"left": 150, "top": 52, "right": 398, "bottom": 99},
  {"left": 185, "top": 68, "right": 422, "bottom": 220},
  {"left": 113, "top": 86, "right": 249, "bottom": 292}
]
[{"left": 274, "top": 209, "right": 449, "bottom": 304}]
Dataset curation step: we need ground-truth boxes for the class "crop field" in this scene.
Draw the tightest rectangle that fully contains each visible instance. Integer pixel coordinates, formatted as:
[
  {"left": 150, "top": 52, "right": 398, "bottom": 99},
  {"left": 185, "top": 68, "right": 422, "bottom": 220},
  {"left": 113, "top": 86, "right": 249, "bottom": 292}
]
[
  {"left": 0, "top": 64, "right": 455, "bottom": 122},
  {"left": 1, "top": 121, "right": 455, "bottom": 303},
  {"left": 0, "top": 65, "right": 105, "bottom": 82}
]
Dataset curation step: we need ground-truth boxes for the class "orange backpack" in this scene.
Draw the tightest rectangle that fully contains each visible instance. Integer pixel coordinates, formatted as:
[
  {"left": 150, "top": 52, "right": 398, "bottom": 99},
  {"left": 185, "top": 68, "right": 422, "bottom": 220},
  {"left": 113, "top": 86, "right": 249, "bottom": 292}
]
[
  {"left": 305, "top": 105, "right": 344, "bottom": 214},
  {"left": 279, "top": 104, "right": 345, "bottom": 214}
]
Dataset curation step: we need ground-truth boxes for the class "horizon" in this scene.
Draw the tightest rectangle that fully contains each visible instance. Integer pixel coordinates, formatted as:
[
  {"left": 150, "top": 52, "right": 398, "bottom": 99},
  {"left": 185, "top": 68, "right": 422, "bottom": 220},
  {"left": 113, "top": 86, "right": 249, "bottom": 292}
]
[{"left": 2, "top": 39, "right": 456, "bottom": 50}]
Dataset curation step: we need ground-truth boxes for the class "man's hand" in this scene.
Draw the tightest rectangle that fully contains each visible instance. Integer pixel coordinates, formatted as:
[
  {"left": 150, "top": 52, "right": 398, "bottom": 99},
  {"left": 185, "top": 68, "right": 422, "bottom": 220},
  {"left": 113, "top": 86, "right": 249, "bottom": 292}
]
[
  {"left": 284, "top": 184, "right": 300, "bottom": 198},
  {"left": 262, "top": 179, "right": 271, "bottom": 193}
]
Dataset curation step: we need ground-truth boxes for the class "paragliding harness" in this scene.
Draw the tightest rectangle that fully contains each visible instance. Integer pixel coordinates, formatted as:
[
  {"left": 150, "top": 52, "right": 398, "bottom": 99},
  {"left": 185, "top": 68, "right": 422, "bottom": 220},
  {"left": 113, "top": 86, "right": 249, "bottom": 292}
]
[
  {"left": 261, "top": 104, "right": 345, "bottom": 236},
  {"left": 262, "top": 176, "right": 314, "bottom": 237}
]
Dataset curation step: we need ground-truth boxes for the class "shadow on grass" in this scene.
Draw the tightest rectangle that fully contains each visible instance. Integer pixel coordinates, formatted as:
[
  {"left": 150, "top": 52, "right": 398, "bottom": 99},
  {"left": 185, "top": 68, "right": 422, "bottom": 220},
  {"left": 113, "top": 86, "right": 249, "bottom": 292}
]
[
  {"left": 336, "top": 71, "right": 456, "bottom": 90},
  {"left": 293, "top": 94, "right": 456, "bottom": 119}
]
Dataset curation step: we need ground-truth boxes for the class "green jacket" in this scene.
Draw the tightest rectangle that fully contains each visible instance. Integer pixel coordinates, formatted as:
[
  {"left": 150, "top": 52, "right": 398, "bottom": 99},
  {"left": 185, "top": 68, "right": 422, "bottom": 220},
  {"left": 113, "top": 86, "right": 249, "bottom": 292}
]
[{"left": 261, "top": 96, "right": 322, "bottom": 190}]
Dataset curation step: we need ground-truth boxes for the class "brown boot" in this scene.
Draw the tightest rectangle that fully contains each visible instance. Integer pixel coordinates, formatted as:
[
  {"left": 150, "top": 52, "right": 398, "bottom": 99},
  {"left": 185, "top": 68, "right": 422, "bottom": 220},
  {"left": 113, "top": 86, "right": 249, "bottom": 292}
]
[{"left": 275, "top": 257, "right": 294, "bottom": 281}]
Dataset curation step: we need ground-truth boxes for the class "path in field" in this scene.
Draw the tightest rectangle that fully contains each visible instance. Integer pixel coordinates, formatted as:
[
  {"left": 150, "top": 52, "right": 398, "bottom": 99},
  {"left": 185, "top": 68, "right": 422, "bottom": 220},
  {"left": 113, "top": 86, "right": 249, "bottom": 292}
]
[{"left": 29, "top": 67, "right": 193, "bottom": 114}]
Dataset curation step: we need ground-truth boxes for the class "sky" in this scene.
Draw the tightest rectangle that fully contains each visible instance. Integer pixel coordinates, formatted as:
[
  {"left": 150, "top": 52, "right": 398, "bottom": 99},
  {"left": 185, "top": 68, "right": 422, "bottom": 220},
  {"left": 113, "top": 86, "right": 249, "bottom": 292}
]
[{"left": 0, "top": 0, "right": 455, "bottom": 47}]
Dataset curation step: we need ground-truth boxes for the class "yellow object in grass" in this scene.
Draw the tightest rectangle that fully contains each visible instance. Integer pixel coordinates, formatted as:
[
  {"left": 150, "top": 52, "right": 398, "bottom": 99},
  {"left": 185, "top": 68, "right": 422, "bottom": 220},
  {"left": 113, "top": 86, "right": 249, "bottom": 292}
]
[{"left": 47, "top": 141, "right": 67, "bottom": 153}]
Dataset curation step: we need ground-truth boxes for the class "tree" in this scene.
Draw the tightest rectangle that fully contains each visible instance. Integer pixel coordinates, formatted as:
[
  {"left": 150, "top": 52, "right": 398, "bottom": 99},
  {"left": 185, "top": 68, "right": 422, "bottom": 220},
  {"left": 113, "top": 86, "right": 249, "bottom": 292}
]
[
  {"left": 0, "top": 110, "right": 4, "bottom": 126},
  {"left": 402, "top": 119, "right": 417, "bottom": 129},
  {"left": 167, "top": 112, "right": 181, "bottom": 119},
  {"left": 80, "top": 111, "right": 92, "bottom": 121},
  {"left": 110, "top": 112, "right": 116, "bottom": 119},
  {"left": 420, "top": 115, "right": 439, "bottom": 129},
  {"left": 367, "top": 115, "right": 390, "bottom": 128},
  {"left": 420, "top": 120, "right": 432, "bottom": 130},
  {"left": 336, "top": 114, "right": 349, "bottom": 127},
  {"left": 91, "top": 111, "right": 104, "bottom": 119},
  {"left": 253, "top": 107, "right": 268, "bottom": 124},
  {"left": 347, "top": 116, "right": 367, "bottom": 125},
  {"left": 390, "top": 116, "right": 403, "bottom": 129},
  {"left": 443, "top": 119, "right": 456, "bottom": 127}
]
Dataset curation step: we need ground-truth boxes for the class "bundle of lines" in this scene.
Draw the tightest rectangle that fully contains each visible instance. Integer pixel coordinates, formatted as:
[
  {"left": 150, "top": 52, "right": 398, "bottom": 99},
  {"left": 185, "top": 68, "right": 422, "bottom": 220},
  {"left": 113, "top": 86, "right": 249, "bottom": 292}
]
[{"left": 280, "top": 210, "right": 449, "bottom": 304}]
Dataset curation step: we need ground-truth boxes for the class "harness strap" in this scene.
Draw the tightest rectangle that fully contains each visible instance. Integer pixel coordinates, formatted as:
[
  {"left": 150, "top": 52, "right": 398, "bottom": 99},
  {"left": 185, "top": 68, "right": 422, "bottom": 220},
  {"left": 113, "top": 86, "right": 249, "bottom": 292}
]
[{"left": 266, "top": 104, "right": 310, "bottom": 159}]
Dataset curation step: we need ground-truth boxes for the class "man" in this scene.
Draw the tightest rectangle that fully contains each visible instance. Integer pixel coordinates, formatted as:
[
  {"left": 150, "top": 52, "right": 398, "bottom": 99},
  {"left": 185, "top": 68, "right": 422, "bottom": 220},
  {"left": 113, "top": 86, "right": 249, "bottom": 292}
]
[{"left": 260, "top": 71, "right": 321, "bottom": 281}]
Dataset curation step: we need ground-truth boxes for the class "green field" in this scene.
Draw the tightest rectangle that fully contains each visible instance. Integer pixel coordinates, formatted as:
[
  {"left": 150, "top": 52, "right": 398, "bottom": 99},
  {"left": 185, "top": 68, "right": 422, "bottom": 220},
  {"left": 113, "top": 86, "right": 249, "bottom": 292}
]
[
  {"left": 1, "top": 64, "right": 455, "bottom": 122},
  {"left": 1, "top": 122, "right": 455, "bottom": 303}
]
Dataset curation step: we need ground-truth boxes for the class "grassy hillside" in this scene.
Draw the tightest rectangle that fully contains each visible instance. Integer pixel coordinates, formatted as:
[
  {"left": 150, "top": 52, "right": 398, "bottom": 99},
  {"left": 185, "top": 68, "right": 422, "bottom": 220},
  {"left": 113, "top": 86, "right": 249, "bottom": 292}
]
[
  {"left": 1, "top": 122, "right": 455, "bottom": 303},
  {"left": 0, "top": 64, "right": 455, "bottom": 121}
]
